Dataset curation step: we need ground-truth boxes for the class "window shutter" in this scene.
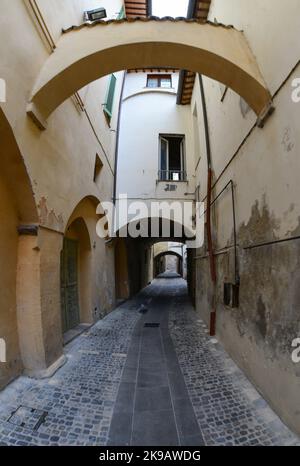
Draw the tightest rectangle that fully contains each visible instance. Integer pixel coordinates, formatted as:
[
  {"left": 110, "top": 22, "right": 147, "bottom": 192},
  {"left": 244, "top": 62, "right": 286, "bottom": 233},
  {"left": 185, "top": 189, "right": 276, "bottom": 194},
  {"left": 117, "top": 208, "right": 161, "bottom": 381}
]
[
  {"left": 117, "top": 6, "right": 125, "bottom": 20},
  {"left": 104, "top": 74, "right": 117, "bottom": 120}
]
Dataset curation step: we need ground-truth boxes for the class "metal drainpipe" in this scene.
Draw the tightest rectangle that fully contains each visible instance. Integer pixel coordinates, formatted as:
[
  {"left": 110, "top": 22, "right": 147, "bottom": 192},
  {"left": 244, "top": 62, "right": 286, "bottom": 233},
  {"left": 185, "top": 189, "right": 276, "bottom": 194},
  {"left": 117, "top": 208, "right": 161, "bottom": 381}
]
[
  {"left": 198, "top": 74, "right": 217, "bottom": 336},
  {"left": 113, "top": 71, "right": 126, "bottom": 205}
]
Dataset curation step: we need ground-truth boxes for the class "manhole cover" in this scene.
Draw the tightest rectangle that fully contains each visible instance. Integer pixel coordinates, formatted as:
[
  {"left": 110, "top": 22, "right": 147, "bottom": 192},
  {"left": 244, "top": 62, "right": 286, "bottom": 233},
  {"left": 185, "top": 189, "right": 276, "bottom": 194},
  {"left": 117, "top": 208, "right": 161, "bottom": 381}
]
[
  {"left": 8, "top": 406, "right": 48, "bottom": 431},
  {"left": 144, "top": 323, "right": 160, "bottom": 328}
]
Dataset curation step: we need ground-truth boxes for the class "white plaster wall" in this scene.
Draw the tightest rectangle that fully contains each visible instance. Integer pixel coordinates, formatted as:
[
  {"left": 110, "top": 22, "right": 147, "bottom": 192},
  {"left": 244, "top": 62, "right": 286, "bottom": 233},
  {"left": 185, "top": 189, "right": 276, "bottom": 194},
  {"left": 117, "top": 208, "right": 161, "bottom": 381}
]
[
  {"left": 123, "top": 73, "right": 179, "bottom": 99},
  {"left": 36, "top": 0, "right": 123, "bottom": 41},
  {"left": 209, "top": 0, "right": 300, "bottom": 93},
  {"left": 117, "top": 72, "right": 195, "bottom": 204}
]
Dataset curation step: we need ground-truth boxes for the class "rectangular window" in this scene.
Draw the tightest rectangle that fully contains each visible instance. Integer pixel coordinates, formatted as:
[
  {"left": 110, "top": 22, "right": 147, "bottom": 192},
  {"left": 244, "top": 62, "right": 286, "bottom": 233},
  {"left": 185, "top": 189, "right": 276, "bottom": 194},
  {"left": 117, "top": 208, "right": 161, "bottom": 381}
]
[
  {"left": 158, "top": 135, "right": 186, "bottom": 181},
  {"left": 103, "top": 74, "right": 117, "bottom": 123},
  {"left": 147, "top": 74, "right": 172, "bottom": 89}
]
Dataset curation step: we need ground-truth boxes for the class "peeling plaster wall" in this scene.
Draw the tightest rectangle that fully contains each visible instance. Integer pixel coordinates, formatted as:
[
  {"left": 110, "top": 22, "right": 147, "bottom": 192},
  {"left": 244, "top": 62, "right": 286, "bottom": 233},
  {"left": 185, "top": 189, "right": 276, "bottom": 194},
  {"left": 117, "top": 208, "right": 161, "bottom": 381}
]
[{"left": 193, "top": 1, "right": 300, "bottom": 435}]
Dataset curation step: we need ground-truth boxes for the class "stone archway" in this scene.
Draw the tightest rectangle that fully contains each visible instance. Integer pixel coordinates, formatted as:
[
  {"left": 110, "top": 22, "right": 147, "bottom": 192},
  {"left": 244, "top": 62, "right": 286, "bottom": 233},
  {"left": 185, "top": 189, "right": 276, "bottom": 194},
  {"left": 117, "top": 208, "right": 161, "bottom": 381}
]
[
  {"left": 27, "top": 19, "right": 272, "bottom": 129},
  {"left": 154, "top": 250, "right": 183, "bottom": 277}
]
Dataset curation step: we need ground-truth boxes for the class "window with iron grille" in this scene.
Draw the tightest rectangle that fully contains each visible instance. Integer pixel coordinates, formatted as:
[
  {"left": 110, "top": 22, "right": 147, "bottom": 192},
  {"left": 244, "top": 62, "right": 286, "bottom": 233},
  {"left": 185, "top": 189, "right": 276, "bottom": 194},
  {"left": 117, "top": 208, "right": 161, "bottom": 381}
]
[
  {"left": 103, "top": 74, "right": 117, "bottom": 123},
  {"left": 147, "top": 74, "right": 172, "bottom": 89}
]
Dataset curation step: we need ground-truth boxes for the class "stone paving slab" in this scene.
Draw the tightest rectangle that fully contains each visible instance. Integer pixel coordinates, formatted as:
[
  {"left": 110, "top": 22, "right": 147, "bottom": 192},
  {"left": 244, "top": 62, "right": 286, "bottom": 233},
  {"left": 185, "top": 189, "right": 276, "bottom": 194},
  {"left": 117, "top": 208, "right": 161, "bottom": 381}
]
[{"left": 108, "top": 281, "right": 205, "bottom": 446}]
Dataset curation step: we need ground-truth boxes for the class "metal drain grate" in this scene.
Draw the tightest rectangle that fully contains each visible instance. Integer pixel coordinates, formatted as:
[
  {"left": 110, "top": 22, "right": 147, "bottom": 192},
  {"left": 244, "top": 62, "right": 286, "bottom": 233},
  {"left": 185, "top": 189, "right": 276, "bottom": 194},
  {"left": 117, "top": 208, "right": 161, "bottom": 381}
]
[
  {"left": 144, "top": 323, "right": 160, "bottom": 328},
  {"left": 8, "top": 406, "right": 48, "bottom": 431}
]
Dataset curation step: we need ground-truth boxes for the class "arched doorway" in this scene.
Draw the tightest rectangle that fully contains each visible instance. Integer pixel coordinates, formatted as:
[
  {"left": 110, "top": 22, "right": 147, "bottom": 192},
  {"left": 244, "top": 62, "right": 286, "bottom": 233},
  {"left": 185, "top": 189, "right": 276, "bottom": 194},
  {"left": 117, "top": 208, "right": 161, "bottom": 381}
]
[
  {"left": 154, "top": 251, "right": 183, "bottom": 277},
  {"left": 61, "top": 195, "right": 112, "bottom": 338},
  {"left": 61, "top": 217, "right": 92, "bottom": 333}
]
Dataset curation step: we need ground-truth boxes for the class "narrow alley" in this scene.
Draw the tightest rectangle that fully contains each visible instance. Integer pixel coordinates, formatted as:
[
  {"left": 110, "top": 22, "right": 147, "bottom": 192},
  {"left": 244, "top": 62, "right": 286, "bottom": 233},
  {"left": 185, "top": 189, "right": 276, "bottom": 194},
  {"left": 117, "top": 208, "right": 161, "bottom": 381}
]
[
  {"left": 1, "top": 1, "right": 300, "bottom": 451},
  {"left": 0, "top": 277, "right": 298, "bottom": 447}
]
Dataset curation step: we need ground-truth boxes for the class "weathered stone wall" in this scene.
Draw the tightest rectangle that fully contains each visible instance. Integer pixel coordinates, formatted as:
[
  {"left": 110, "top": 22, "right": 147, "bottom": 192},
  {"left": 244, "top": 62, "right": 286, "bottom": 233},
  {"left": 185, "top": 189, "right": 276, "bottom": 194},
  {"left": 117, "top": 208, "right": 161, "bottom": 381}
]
[{"left": 193, "top": 0, "right": 300, "bottom": 435}]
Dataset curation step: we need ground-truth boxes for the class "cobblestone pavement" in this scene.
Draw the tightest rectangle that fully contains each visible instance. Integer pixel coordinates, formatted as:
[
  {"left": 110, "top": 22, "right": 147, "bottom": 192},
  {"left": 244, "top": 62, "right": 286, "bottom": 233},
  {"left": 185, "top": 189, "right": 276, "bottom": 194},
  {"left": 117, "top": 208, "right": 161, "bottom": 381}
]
[
  {"left": 0, "top": 277, "right": 299, "bottom": 446},
  {"left": 166, "top": 279, "right": 300, "bottom": 446},
  {"left": 0, "top": 303, "right": 141, "bottom": 446}
]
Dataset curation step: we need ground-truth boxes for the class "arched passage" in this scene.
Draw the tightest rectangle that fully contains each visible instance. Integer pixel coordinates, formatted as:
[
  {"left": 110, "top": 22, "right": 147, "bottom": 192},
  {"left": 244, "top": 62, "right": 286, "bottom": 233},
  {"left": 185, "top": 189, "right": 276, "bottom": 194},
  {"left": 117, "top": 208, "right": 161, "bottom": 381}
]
[
  {"left": 114, "top": 216, "right": 194, "bottom": 295},
  {"left": 154, "top": 250, "right": 183, "bottom": 277},
  {"left": 0, "top": 107, "right": 37, "bottom": 388},
  {"left": 27, "top": 19, "right": 272, "bottom": 129}
]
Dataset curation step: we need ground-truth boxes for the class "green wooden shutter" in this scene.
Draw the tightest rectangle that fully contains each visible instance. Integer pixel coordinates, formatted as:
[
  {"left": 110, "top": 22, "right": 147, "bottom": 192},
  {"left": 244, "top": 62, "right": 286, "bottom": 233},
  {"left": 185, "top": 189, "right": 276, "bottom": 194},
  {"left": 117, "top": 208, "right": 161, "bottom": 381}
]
[
  {"left": 104, "top": 74, "right": 117, "bottom": 120},
  {"left": 117, "top": 5, "right": 125, "bottom": 19}
]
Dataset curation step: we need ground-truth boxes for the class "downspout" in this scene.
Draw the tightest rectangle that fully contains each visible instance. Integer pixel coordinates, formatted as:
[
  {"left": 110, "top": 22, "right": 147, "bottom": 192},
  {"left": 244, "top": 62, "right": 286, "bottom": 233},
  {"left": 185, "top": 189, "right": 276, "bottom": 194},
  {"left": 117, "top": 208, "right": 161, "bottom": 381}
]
[
  {"left": 147, "top": 0, "right": 152, "bottom": 16},
  {"left": 113, "top": 71, "right": 126, "bottom": 204},
  {"left": 198, "top": 74, "right": 217, "bottom": 336}
]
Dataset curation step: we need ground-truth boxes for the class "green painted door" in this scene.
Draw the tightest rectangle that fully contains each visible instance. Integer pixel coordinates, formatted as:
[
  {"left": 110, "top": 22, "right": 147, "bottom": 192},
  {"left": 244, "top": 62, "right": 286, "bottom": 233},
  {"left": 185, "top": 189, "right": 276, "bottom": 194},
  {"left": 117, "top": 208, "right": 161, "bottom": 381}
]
[{"left": 60, "top": 238, "right": 80, "bottom": 333}]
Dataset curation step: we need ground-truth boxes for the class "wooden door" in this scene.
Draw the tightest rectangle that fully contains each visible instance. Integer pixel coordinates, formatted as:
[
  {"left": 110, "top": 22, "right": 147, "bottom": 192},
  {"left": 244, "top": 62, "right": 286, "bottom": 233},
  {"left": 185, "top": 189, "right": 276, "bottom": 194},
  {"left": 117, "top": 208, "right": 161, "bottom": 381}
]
[{"left": 60, "top": 238, "right": 80, "bottom": 333}]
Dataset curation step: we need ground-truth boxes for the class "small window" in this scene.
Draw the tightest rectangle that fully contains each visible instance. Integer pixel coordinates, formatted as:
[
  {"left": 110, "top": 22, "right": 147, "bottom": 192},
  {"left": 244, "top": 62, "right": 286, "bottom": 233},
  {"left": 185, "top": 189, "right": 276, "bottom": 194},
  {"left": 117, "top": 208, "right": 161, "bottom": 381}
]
[
  {"left": 103, "top": 74, "right": 117, "bottom": 124},
  {"left": 147, "top": 74, "right": 172, "bottom": 89},
  {"left": 158, "top": 135, "right": 186, "bottom": 181}
]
